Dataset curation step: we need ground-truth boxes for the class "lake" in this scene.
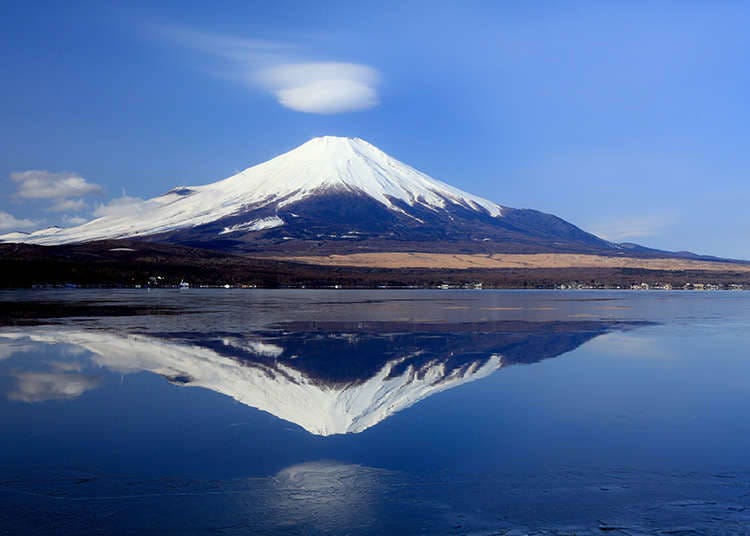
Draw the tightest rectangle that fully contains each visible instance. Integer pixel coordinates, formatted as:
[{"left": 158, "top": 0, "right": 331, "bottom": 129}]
[{"left": 0, "top": 289, "right": 749, "bottom": 534}]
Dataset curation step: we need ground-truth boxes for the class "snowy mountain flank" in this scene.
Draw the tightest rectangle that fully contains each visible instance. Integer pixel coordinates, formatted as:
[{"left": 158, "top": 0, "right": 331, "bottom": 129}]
[{"left": 0, "top": 136, "right": 614, "bottom": 255}]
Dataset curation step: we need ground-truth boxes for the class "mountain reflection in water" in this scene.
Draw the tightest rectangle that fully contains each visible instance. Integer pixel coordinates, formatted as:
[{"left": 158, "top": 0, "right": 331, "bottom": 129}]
[{"left": 0, "top": 319, "right": 638, "bottom": 435}]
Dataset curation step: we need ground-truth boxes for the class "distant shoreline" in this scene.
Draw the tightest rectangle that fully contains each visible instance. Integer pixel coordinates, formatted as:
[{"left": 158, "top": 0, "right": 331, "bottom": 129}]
[
  {"left": 269, "top": 252, "right": 750, "bottom": 272},
  {"left": 3, "top": 241, "right": 750, "bottom": 291}
]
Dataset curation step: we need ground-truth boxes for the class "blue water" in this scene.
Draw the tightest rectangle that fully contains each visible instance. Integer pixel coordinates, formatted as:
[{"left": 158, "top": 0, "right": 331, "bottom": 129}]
[{"left": 0, "top": 290, "right": 748, "bottom": 534}]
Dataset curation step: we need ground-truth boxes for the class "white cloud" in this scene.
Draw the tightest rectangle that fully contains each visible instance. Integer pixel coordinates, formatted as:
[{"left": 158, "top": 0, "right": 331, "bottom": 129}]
[
  {"left": 591, "top": 214, "right": 675, "bottom": 242},
  {"left": 92, "top": 195, "right": 148, "bottom": 218},
  {"left": 257, "top": 63, "right": 379, "bottom": 114},
  {"left": 49, "top": 198, "right": 87, "bottom": 213},
  {"left": 62, "top": 215, "right": 88, "bottom": 226},
  {"left": 155, "top": 24, "right": 290, "bottom": 61},
  {"left": 11, "top": 170, "right": 103, "bottom": 200},
  {"left": 153, "top": 25, "right": 380, "bottom": 114},
  {"left": 0, "top": 210, "right": 39, "bottom": 231}
]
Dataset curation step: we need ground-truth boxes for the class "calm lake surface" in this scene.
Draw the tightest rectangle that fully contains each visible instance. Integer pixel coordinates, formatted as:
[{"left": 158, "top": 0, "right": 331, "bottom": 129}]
[{"left": 0, "top": 289, "right": 749, "bottom": 535}]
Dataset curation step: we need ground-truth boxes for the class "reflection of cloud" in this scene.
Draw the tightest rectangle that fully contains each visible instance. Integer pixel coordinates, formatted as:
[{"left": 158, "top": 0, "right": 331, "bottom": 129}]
[
  {"left": 586, "top": 331, "right": 673, "bottom": 359},
  {"left": 270, "top": 462, "right": 385, "bottom": 527},
  {"left": 152, "top": 24, "right": 380, "bottom": 114},
  {"left": 0, "top": 339, "right": 38, "bottom": 360},
  {"left": 48, "top": 360, "right": 84, "bottom": 372},
  {"left": 9, "top": 371, "right": 101, "bottom": 402},
  {"left": 0, "top": 337, "right": 89, "bottom": 362},
  {"left": 276, "top": 461, "right": 374, "bottom": 487}
]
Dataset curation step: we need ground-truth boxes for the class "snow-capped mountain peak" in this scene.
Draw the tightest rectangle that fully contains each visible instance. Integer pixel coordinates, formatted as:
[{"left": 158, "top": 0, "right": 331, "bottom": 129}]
[
  {"left": 0, "top": 136, "right": 504, "bottom": 245},
  {"left": 231, "top": 136, "right": 503, "bottom": 216}
]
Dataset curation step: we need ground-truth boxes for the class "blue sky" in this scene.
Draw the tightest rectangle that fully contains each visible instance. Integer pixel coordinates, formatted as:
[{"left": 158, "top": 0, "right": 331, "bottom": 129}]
[{"left": 2, "top": 1, "right": 749, "bottom": 258}]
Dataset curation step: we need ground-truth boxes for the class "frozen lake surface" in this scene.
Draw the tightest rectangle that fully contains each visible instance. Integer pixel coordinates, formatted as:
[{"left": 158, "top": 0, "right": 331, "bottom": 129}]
[{"left": 0, "top": 289, "right": 749, "bottom": 534}]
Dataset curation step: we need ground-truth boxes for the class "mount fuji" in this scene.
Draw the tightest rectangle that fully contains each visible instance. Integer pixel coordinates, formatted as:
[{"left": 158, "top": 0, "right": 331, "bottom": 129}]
[{"left": 1, "top": 136, "right": 617, "bottom": 255}]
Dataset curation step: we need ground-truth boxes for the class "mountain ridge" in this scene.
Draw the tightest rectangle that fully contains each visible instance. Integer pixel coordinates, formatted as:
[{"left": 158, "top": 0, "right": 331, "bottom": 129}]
[
  {"left": 0, "top": 136, "right": 620, "bottom": 256},
  {"left": 1, "top": 136, "right": 740, "bottom": 263},
  {"left": 1, "top": 136, "right": 506, "bottom": 245}
]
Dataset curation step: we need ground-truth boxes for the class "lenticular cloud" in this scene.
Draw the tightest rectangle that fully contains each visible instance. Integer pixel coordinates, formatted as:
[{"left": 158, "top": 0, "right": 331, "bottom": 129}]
[
  {"left": 257, "top": 62, "right": 379, "bottom": 114},
  {"left": 151, "top": 24, "right": 381, "bottom": 115}
]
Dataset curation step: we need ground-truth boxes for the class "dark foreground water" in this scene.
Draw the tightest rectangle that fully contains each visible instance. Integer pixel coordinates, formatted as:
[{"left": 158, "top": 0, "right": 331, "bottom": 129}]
[{"left": 0, "top": 289, "right": 748, "bottom": 535}]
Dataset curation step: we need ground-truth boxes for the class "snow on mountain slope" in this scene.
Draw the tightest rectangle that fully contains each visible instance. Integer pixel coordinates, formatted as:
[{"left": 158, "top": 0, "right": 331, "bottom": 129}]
[
  {"left": 0, "top": 328, "right": 503, "bottom": 436},
  {"left": 219, "top": 216, "right": 285, "bottom": 235},
  {"left": 1, "top": 137, "right": 504, "bottom": 245}
]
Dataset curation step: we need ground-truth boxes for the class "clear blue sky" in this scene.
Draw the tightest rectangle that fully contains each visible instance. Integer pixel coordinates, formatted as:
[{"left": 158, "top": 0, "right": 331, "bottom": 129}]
[{"left": 2, "top": 1, "right": 749, "bottom": 258}]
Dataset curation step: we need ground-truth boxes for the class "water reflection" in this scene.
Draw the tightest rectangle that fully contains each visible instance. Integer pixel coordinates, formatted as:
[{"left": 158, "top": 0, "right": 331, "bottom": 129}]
[
  {"left": 9, "top": 371, "right": 102, "bottom": 402},
  {"left": 0, "top": 320, "right": 636, "bottom": 435},
  {"left": 270, "top": 462, "right": 389, "bottom": 530}
]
